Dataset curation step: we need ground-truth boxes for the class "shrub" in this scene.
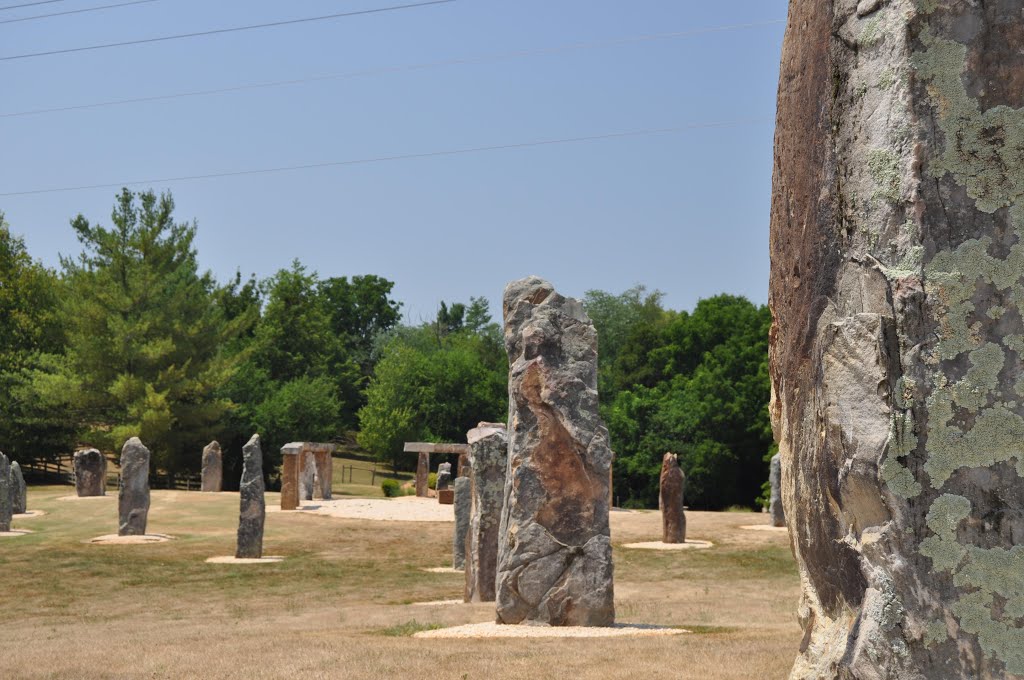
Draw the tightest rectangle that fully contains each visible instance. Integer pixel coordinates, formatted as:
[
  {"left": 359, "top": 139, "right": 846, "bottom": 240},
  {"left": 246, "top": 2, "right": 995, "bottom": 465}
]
[
  {"left": 428, "top": 472, "right": 437, "bottom": 490},
  {"left": 381, "top": 479, "right": 401, "bottom": 497}
]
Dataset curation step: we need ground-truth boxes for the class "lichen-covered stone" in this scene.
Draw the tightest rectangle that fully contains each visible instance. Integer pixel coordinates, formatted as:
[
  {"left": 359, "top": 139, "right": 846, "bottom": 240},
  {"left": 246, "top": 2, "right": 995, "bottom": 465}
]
[
  {"left": 0, "top": 452, "right": 11, "bottom": 533},
  {"left": 452, "top": 477, "right": 470, "bottom": 570},
  {"left": 495, "top": 277, "right": 614, "bottom": 627},
  {"left": 201, "top": 441, "right": 222, "bottom": 492},
  {"left": 465, "top": 423, "right": 507, "bottom": 602},
  {"left": 436, "top": 462, "right": 452, "bottom": 491},
  {"left": 770, "top": 3, "right": 1024, "bottom": 676},
  {"left": 10, "top": 461, "right": 26, "bottom": 515},
  {"left": 236, "top": 434, "right": 266, "bottom": 559},
  {"left": 73, "top": 448, "right": 107, "bottom": 497},
  {"left": 117, "top": 438, "right": 150, "bottom": 536},
  {"left": 659, "top": 453, "right": 685, "bottom": 544},
  {"left": 768, "top": 453, "right": 785, "bottom": 528}
]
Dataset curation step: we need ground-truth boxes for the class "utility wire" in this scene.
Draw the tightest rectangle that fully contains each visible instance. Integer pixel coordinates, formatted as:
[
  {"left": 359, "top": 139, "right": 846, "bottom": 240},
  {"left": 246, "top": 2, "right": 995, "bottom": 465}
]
[
  {"left": 0, "top": 0, "right": 64, "bottom": 11},
  {"left": 0, "top": 118, "right": 772, "bottom": 197},
  {"left": 0, "top": 0, "right": 456, "bottom": 62},
  {"left": 0, "top": 0, "right": 158, "bottom": 25},
  {"left": 1, "top": 19, "right": 786, "bottom": 118}
]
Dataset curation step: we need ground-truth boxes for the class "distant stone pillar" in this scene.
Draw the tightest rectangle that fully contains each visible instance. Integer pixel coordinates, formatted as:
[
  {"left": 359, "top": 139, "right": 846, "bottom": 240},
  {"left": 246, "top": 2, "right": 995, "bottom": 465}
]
[
  {"left": 495, "top": 277, "right": 615, "bottom": 626},
  {"left": 280, "top": 444, "right": 301, "bottom": 511},
  {"left": 465, "top": 423, "right": 507, "bottom": 603},
  {"left": 457, "top": 453, "right": 470, "bottom": 478},
  {"left": 10, "top": 461, "right": 26, "bottom": 515},
  {"left": 201, "top": 441, "right": 222, "bottom": 492},
  {"left": 0, "top": 453, "right": 11, "bottom": 533},
  {"left": 298, "top": 447, "right": 316, "bottom": 501},
  {"left": 236, "top": 434, "right": 266, "bottom": 559},
  {"left": 436, "top": 462, "right": 452, "bottom": 491},
  {"left": 452, "top": 477, "right": 471, "bottom": 570},
  {"left": 659, "top": 453, "right": 686, "bottom": 544},
  {"left": 118, "top": 438, "right": 151, "bottom": 536},
  {"left": 768, "top": 453, "right": 785, "bottom": 528},
  {"left": 312, "top": 445, "right": 333, "bottom": 500},
  {"left": 73, "top": 448, "right": 107, "bottom": 497},
  {"left": 415, "top": 452, "right": 429, "bottom": 498}
]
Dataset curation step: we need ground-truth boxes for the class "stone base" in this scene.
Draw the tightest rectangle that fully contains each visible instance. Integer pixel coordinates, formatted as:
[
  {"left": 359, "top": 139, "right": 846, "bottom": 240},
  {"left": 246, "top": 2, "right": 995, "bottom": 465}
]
[
  {"left": 14, "top": 510, "right": 46, "bottom": 519},
  {"left": 205, "top": 556, "right": 284, "bottom": 564},
  {"left": 414, "top": 622, "right": 689, "bottom": 639},
  {"left": 739, "top": 525, "right": 789, "bottom": 533},
  {"left": 421, "top": 566, "right": 463, "bottom": 574},
  {"left": 88, "top": 534, "right": 173, "bottom": 545},
  {"left": 0, "top": 529, "right": 33, "bottom": 537},
  {"left": 409, "top": 599, "right": 464, "bottom": 606},
  {"left": 622, "top": 540, "right": 713, "bottom": 551},
  {"left": 57, "top": 495, "right": 111, "bottom": 501},
  {"left": 437, "top": 489, "right": 454, "bottom": 505}
]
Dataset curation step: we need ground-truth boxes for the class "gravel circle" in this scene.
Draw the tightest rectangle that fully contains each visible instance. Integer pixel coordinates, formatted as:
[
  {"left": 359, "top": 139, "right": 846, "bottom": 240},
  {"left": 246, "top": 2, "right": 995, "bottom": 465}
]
[
  {"left": 205, "top": 556, "right": 284, "bottom": 564},
  {"left": 622, "top": 540, "right": 713, "bottom": 550},
  {"left": 414, "top": 622, "right": 689, "bottom": 639},
  {"left": 87, "top": 534, "right": 174, "bottom": 545}
]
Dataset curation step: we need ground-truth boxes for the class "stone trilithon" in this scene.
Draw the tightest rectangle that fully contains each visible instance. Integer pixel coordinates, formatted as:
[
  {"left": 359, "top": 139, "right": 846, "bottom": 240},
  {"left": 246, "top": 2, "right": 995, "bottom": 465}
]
[{"left": 770, "top": 2, "right": 1024, "bottom": 677}]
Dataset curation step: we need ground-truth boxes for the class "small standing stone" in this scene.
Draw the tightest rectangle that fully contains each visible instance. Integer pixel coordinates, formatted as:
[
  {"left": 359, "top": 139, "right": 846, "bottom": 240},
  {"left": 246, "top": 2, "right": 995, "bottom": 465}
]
[
  {"left": 769, "top": 453, "right": 785, "bottom": 528},
  {"left": 236, "top": 434, "right": 266, "bottom": 559},
  {"left": 415, "top": 452, "right": 429, "bottom": 497},
  {"left": 201, "top": 441, "right": 222, "bottom": 492},
  {"left": 436, "top": 462, "right": 452, "bottom": 491},
  {"left": 465, "top": 423, "right": 508, "bottom": 603},
  {"left": 73, "top": 448, "right": 107, "bottom": 497},
  {"left": 659, "top": 453, "right": 686, "bottom": 544},
  {"left": 118, "top": 438, "right": 151, "bottom": 536},
  {"left": 280, "top": 443, "right": 301, "bottom": 510},
  {"left": 10, "top": 461, "right": 26, "bottom": 515},
  {"left": 453, "top": 477, "right": 471, "bottom": 570},
  {"left": 0, "top": 452, "right": 11, "bottom": 533}
]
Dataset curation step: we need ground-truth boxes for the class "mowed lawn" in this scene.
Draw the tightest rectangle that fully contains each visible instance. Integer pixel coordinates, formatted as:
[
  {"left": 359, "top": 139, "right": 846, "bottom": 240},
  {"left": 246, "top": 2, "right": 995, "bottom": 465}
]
[{"left": 1, "top": 484, "right": 802, "bottom": 680}]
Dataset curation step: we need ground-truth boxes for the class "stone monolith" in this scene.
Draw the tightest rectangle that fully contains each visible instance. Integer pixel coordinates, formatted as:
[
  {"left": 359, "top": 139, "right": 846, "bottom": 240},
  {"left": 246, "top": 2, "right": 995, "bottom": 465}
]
[
  {"left": 117, "top": 438, "right": 150, "bottom": 536},
  {"left": 435, "top": 462, "right": 452, "bottom": 491},
  {"left": 236, "top": 434, "right": 266, "bottom": 559},
  {"left": 0, "top": 453, "right": 11, "bottom": 533},
  {"left": 659, "top": 453, "right": 685, "bottom": 544},
  {"left": 495, "top": 277, "right": 614, "bottom": 626},
  {"left": 452, "top": 477, "right": 470, "bottom": 570},
  {"left": 201, "top": 441, "right": 222, "bottom": 492},
  {"left": 280, "top": 444, "right": 300, "bottom": 510},
  {"left": 415, "top": 452, "right": 429, "bottom": 497},
  {"left": 73, "top": 448, "right": 107, "bottom": 497},
  {"left": 312, "top": 444, "right": 333, "bottom": 500},
  {"left": 10, "top": 461, "right": 26, "bottom": 515},
  {"left": 299, "top": 448, "right": 316, "bottom": 501},
  {"left": 465, "top": 423, "right": 507, "bottom": 602},
  {"left": 768, "top": 453, "right": 785, "bottom": 528},
  {"left": 770, "top": 3, "right": 1024, "bottom": 676}
]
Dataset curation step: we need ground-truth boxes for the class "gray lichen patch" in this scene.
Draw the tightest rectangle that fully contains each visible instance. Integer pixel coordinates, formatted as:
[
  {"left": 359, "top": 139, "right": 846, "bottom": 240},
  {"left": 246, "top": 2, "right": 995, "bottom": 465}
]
[{"left": 867, "top": 149, "right": 902, "bottom": 203}]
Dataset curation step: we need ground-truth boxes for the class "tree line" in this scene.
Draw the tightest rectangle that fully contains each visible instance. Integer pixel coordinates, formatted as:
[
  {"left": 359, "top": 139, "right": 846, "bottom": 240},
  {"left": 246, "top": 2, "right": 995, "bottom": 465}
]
[{"left": 0, "top": 189, "right": 771, "bottom": 507}]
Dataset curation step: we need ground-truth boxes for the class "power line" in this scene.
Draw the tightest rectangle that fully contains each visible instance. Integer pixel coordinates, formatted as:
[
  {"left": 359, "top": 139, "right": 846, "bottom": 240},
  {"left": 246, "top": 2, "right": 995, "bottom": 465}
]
[
  {"left": 1, "top": 19, "right": 786, "bottom": 118},
  {"left": 0, "top": 0, "right": 457, "bottom": 62},
  {"left": 0, "top": 0, "right": 64, "bottom": 11},
  {"left": 0, "top": 118, "right": 772, "bottom": 197},
  {"left": 0, "top": 0, "right": 159, "bottom": 25}
]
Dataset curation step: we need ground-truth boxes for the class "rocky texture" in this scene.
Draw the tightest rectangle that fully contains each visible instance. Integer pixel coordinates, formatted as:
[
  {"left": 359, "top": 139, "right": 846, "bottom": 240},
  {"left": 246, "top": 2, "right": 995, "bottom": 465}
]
[
  {"left": 201, "top": 441, "right": 222, "bottom": 492},
  {"left": 770, "top": 3, "right": 1024, "bottom": 677},
  {"left": 436, "top": 462, "right": 452, "bottom": 491},
  {"left": 311, "top": 444, "right": 334, "bottom": 500},
  {"left": 452, "top": 477, "right": 471, "bottom": 570},
  {"left": 768, "top": 453, "right": 785, "bottom": 528},
  {"left": 73, "top": 448, "right": 107, "bottom": 497},
  {"left": 495, "top": 277, "right": 615, "bottom": 627},
  {"left": 465, "top": 423, "right": 508, "bottom": 603},
  {"left": 10, "top": 461, "right": 26, "bottom": 515},
  {"left": 236, "top": 434, "right": 266, "bottom": 559},
  {"left": 280, "top": 444, "right": 301, "bottom": 510},
  {"left": 437, "top": 489, "right": 454, "bottom": 505},
  {"left": 415, "top": 452, "right": 429, "bottom": 497},
  {"left": 298, "top": 448, "right": 316, "bottom": 501},
  {"left": 659, "top": 453, "right": 685, "bottom": 544},
  {"left": 0, "top": 453, "right": 11, "bottom": 533},
  {"left": 117, "top": 438, "right": 150, "bottom": 536}
]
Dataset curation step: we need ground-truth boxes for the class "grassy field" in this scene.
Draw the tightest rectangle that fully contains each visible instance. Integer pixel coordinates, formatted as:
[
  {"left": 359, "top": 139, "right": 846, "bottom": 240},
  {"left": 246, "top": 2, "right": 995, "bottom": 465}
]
[{"left": 1, "top": 484, "right": 802, "bottom": 680}]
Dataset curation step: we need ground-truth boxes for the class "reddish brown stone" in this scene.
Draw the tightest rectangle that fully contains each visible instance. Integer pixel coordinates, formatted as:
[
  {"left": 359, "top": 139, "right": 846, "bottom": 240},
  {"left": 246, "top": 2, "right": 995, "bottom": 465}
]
[
  {"left": 279, "top": 444, "right": 300, "bottom": 511},
  {"left": 659, "top": 453, "right": 685, "bottom": 544},
  {"left": 437, "top": 489, "right": 454, "bottom": 505}
]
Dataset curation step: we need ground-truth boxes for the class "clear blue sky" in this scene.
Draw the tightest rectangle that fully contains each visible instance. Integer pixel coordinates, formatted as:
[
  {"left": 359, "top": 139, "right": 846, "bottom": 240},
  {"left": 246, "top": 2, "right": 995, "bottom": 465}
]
[{"left": 1, "top": 0, "right": 787, "bottom": 323}]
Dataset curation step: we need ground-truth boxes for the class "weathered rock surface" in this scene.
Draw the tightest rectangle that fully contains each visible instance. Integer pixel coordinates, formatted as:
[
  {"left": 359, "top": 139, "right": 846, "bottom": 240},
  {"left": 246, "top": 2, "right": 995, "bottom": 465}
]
[
  {"left": 0, "top": 452, "right": 11, "bottom": 533},
  {"left": 299, "top": 448, "right": 316, "bottom": 501},
  {"left": 465, "top": 423, "right": 507, "bottom": 602},
  {"left": 436, "top": 462, "right": 452, "bottom": 491},
  {"left": 659, "top": 453, "right": 685, "bottom": 544},
  {"left": 73, "top": 448, "right": 107, "bottom": 497},
  {"left": 201, "top": 441, "right": 222, "bottom": 492},
  {"left": 311, "top": 444, "right": 334, "bottom": 500},
  {"left": 768, "top": 453, "right": 785, "bottom": 528},
  {"left": 770, "top": 3, "right": 1024, "bottom": 677},
  {"left": 495, "top": 277, "right": 615, "bottom": 626},
  {"left": 415, "top": 452, "right": 429, "bottom": 497},
  {"left": 452, "top": 477, "right": 471, "bottom": 570},
  {"left": 236, "top": 434, "right": 266, "bottom": 559},
  {"left": 117, "top": 438, "right": 150, "bottom": 536},
  {"left": 280, "top": 443, "right": 301, "bottom": 510},
  {"left": 10, "top": 461, "right": 26, "bottom": 515}
]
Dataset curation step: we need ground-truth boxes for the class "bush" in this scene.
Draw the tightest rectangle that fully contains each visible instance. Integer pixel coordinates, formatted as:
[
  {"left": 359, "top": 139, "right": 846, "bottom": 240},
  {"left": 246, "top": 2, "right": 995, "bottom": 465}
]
[
  {"left": 428, "top": 472, "right": 438, "bottom": 490},
  {"left": 381, "top": 479, "right": 401, "bottom": 497}
]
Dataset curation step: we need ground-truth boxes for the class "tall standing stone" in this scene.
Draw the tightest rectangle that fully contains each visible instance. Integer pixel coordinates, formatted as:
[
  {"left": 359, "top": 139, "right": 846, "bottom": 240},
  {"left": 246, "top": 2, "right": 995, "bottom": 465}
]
[
  {"left": 236, "top": 434, "right": 266, "bottom": 559},
  {"left": 659, "top": 453, "right": 685, "bottom": 544},
  {"left": 435, "top": 462, "right": 452, "bottom": 491},
  {"left": 312, "top": 444, "right": 334, "bottom": 500},
  {"left": 415, "top": 452, "right": 429, "bottom": 497},
  {"left": 465, "top": 423, "right": 507, "bottom": 603},
  {"left": 117, "top": 438, "right": 150, "bottom": 536},
  {"left": 201, "top": 441, "right": 222, "bottom": 492},
  {"left": 495, "top": 277, "right": 615, "bottom": 626},
  {"left": 280, "top": 443, "right": 301, "bottom": 510},
  {"left": 10, "top": 461, "right": 26, "bottom": 515},
  {"left": 0, "top": 453, "right": 11, "bottom": 533},
  {"left": 771, "top": 4, "right": 1024, "bottom": 676},
  {"left": 452, "top": 477, "right": 471, "bottom": 570},
  {"left": 298, "top": 448, "right": 316, "bottom": 501},
  {"left": 73, "top": 448, "right": 107, "bottom": 497},
  {"left": 768, "top": 453, "right": 785, "bottom": 528}
]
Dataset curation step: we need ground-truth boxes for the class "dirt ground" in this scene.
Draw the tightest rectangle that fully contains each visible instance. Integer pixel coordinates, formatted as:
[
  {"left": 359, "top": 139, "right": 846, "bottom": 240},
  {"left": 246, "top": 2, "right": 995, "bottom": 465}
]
[{"left": 0, "top": 487, "right": 801, "bottom": 680}]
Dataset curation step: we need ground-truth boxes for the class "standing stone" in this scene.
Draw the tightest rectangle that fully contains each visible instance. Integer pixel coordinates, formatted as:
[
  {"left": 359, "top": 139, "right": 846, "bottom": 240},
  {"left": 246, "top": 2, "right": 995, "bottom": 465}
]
[
  {"left": 200, "top": 441, "right": 222, "bottom": 492},
  {"left": 768, "top": 453, "right": 785, "bottom": 528},
  {"left": 0, "top": 453, "right": 11, "bottom": 533},
  {"left": 117, "top": 438, "right": 150, "bottom": 536},
  {"left": 771, "top": 4, "right": 1024, "bottom": 676},
  {"left": 435, "top": 462, "right": 452, "bottom": 491},
  {"left": 73, "top": 448, "right": 107, "bottom": 497},
  {"left": 659, "top": 453, "right": 685, "bottom": 544},
  {"left": 298, "top": 448, "right": 316, "bottom": 501},
  {"left": 415, "top": 451, "right": 429, "bottom": 498},
  {"left": 457, "top": 452, "right": 471, "bottom": 478},
  {"left": 465, "top": 423, "right": 507, "bottom": 603},
  {"left": 452, "top": 477, "right": 471, "bottom": 570},
  {"left": 312, "top": 444, "right": 334, "bottom": 500},
  {"left": 10, "top": 462, "right": 26, "bottom": 515},
  {"left": 495, "top": 277, "right": 615, "bottom": 626},
  {"left": 280, "top": 444, "right": 301, "bottom": 510},
  {"left": 236, "top": 434, "right": 266, "bottom": 559}
]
